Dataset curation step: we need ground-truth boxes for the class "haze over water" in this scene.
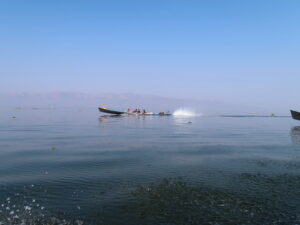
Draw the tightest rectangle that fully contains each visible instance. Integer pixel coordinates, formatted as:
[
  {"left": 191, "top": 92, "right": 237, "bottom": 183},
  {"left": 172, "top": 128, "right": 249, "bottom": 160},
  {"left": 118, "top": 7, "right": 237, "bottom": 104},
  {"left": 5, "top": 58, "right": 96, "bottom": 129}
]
[{"left": 1, "top": 108, "right": 300, "bottom": 224}]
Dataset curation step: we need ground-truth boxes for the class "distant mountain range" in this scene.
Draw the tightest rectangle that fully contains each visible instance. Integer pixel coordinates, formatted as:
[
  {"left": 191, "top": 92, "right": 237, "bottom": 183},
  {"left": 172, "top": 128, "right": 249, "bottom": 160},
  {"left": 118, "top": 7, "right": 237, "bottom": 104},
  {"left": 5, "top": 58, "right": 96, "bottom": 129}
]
[{"left": 0, "top": 92, "right": 267, "bottom": 115}]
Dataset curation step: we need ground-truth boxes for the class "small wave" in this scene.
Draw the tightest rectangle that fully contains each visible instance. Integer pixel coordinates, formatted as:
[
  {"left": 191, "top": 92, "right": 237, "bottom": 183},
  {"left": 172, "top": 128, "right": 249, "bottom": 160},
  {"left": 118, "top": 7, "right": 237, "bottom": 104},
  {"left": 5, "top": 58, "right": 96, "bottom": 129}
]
[{"left": 173, "top": 108, "right": 198, "bottom": 116}]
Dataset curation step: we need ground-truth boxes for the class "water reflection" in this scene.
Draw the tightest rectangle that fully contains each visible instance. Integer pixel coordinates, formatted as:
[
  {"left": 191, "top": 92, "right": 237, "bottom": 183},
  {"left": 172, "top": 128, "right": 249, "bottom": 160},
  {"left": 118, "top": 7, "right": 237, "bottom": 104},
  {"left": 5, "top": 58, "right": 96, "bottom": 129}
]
[
  {"left": 98, "top": 115, "right": 122, "bottom": 124},
  {"left": 98, "top": 114, "right": 153, "bottom": 126},
  {"left": 290, "top": 126, "right": 300, "bottom": 145}
]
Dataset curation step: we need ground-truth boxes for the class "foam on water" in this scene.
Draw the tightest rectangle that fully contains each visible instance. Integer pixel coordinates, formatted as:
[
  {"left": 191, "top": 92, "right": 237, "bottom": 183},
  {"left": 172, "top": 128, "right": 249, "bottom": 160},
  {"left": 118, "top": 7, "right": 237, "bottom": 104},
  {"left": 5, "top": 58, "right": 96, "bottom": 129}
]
[{"left": 173, "top": 108, "right": 198, "bottom": 116}]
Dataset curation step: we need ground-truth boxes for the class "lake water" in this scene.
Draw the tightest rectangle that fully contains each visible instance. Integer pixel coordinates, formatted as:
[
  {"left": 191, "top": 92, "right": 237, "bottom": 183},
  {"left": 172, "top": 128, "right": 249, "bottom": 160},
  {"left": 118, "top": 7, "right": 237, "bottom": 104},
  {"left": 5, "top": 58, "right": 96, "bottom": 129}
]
[{"left": 1, "top": 108, "right": 300, "bottom": 225}]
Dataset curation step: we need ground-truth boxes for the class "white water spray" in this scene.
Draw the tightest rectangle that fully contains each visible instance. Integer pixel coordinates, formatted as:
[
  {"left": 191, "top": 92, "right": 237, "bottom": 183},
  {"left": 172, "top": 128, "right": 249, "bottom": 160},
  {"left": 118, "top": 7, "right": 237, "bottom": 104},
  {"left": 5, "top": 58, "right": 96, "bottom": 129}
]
[{"left": 173, "top": 108, "right": 198, "bottom": 116}]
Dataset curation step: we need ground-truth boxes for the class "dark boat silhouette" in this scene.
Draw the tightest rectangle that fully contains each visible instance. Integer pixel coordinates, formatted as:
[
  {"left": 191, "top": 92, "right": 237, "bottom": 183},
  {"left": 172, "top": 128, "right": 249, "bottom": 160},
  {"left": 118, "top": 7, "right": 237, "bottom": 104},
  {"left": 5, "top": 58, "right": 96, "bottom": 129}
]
[
  {"left": 98, "top": 107, "right": 172, "bottom": 116},
  {"left": 290, "top": 110, "right": 300, "bottom": 121},
  {"left": 98, "top": 107, "right": 124, "bottom": 115}
]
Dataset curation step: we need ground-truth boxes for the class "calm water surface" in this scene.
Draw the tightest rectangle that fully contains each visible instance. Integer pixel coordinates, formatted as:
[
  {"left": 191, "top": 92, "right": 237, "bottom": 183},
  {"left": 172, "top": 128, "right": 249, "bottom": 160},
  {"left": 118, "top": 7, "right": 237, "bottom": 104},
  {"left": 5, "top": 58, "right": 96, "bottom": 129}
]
[{"left": 0, "top": 108, "right": 300, "bottom": 224}]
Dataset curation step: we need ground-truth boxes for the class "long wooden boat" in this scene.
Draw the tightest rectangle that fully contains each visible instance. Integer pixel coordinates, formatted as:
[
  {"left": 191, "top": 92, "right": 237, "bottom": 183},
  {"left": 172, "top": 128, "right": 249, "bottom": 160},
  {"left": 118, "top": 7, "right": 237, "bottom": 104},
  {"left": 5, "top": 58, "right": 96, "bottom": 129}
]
[
  {"left": 99, "top": 107, "right": 172, "bottom": 116},
  {"left": 290, "top": 110, "right": 300, "bottom": 121}
]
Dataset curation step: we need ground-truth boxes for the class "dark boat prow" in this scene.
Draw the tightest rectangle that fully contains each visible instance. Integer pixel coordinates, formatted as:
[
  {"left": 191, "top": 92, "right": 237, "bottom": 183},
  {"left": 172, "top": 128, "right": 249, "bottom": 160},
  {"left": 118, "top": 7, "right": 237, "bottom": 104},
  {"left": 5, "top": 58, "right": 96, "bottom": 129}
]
[
  {"left": 99, "top": 107, "right": 125, "bottom": 115},
  {"left": 290, "top": 110, "right": 300, "bottom": 121}
]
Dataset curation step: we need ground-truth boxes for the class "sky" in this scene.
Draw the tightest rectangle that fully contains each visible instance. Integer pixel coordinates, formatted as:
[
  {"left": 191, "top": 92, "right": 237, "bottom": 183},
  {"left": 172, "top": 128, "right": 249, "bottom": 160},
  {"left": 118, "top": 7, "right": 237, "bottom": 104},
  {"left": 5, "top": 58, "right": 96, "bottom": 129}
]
[{"left": 1, "top": 0, "right": 300, "bottom": 111}]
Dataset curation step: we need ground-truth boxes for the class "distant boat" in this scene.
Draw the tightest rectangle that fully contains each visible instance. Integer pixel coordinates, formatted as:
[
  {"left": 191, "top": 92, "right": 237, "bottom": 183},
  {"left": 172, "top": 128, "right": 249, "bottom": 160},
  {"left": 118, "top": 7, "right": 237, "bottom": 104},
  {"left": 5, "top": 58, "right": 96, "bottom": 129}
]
[
  {"left": 98, "top": 107, "right": 172, "bottom": 116},
  {"left": 290, "top": 110, "right": 300, "bottom": 121}
]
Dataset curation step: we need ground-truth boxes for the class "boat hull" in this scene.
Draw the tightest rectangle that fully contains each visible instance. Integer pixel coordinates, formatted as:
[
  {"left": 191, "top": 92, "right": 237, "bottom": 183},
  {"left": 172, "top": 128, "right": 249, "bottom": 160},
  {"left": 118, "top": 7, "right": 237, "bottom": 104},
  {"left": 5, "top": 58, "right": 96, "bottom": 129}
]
[
  {"left": 291, "top": 110, "right": 300, "bottom": 121},
  {"left": 126, "top": 112, "right": 154, "bottom": 115},
  {"left": 98, "top": 107, "right": 124, "bottom": 115},
  {"left": 99, "top": 107, "right": 172, "bottom": 116}
]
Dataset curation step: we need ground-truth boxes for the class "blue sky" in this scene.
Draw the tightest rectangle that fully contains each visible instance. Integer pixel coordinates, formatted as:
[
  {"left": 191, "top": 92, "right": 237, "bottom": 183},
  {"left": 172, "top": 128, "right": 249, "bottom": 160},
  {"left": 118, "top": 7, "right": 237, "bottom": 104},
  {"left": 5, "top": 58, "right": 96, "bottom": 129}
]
[{"left": 1, "top": 0, "right": 299, "bottom": 110}]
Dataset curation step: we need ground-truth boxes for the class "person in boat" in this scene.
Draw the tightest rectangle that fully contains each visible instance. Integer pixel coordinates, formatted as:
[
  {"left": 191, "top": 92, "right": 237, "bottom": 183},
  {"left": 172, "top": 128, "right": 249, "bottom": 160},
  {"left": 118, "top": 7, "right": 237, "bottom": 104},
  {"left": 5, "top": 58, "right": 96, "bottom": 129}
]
[
  {"left": 143, "top": 109, "right": 146, "bottom": 114},
  {"left": 137, "top": 109, "right": 141, "bottom": 113},
  {"left": 127, "top": 108, "right": 131, "bottom": 113},
  {"left": 159, "top": 111, "right": 165, "bottom": 115},
  {"left": 133, "top": 109, "right": 137, "bottom": 113}
]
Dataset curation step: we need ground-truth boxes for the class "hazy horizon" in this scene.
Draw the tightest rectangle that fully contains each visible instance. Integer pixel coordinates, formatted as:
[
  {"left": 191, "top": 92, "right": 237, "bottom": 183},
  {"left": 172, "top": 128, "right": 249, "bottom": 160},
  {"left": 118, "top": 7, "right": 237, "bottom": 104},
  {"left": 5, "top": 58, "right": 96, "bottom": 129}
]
[{"left": 0, "top": 91, "right": 292, "bottom": 115}]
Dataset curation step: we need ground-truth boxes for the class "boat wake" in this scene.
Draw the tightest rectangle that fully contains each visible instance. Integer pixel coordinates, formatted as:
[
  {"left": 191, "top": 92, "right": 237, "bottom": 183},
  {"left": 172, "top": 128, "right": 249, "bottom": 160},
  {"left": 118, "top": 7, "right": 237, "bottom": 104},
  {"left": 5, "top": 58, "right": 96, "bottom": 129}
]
[{"left": 173, "top": 108, "right": 198, "bottom": 116}]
